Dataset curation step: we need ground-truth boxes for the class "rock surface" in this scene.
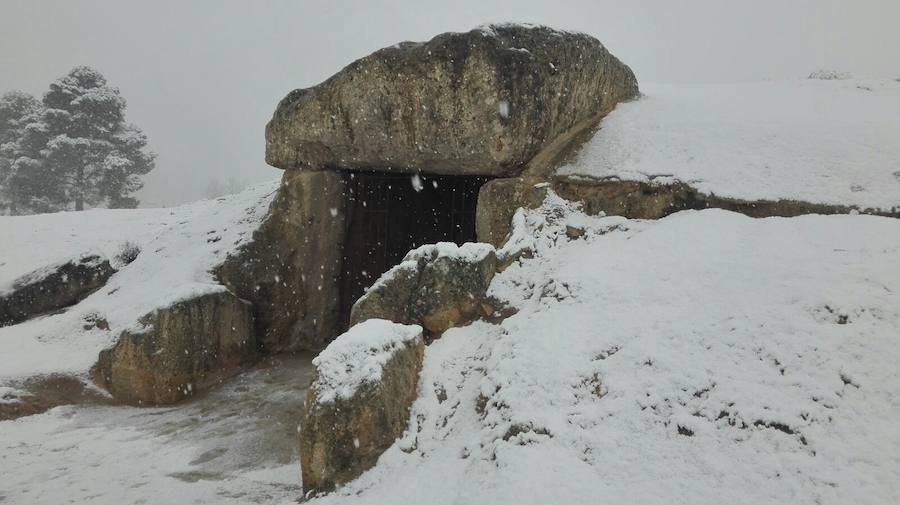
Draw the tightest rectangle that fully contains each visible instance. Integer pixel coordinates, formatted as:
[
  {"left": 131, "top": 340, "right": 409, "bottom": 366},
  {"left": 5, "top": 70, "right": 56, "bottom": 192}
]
[
  {"left": 299, "top": 319, "right": 424, "bottom": 494},
  {"left": 350, "top": 243, "right": 499, "bottom": 335},
  {"left": 91, "top": 290, "right": 256, "bottom": 405},
  {"left": 475, "top": 175, "right": 900, "bottom": 247},
  {"left": 217, "top": 170, "right": 347, "bottom": 353},
  {"left": 0, "top": 254, "right": 115, "bottom": 327},
  {"left": 266, "top": 24, "right": 638, "bottom": 177}
]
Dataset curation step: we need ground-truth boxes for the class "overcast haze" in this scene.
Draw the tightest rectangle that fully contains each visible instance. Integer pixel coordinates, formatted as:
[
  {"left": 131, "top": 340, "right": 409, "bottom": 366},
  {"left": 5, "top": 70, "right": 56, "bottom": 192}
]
[{"left": 2, "top": 0, "right": 898, "bottom": 206}]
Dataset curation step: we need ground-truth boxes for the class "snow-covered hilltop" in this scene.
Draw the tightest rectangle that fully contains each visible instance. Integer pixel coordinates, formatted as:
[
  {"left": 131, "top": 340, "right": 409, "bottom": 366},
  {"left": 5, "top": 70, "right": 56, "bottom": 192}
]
[{"left": 559, "top": 78, "right": 900, "bottom": 212}]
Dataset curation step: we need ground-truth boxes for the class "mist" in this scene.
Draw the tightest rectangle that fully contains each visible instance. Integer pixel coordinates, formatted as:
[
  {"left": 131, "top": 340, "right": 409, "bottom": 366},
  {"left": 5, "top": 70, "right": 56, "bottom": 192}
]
[{"left": 2, "top": 0, "right": 898, "bottom": 206}]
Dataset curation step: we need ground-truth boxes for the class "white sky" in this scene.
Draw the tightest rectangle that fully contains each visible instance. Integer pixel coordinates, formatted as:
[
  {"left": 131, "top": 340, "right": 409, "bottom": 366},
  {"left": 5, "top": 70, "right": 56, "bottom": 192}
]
[{"left": 2, "top": 0, "right": 898, "bottom": 206}]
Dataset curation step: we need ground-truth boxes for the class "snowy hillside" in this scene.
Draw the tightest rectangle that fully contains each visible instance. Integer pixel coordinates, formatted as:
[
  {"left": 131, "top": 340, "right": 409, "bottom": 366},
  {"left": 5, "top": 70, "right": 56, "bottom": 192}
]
[
  {"left": 0, "top": 181, "right": 278, "bottom": 388},
  {"left": 559, "top": 78, "right": 900, "bottom": 211},
  {"left": 301, "top": 194, "right": 900, "bottom": 504}
]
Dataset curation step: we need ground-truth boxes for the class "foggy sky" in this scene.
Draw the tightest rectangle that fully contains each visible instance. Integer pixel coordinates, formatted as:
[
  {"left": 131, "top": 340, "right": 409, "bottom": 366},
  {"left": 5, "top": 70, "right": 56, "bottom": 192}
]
[{"left": 2, "top": 0, "right": 898, "bottom": 206}]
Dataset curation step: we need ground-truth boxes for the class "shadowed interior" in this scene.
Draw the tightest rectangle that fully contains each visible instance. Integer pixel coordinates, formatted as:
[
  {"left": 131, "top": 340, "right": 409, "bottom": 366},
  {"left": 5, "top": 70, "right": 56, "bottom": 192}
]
[{"left": 338, "top": 171, "right": 488, "bottom": 328}]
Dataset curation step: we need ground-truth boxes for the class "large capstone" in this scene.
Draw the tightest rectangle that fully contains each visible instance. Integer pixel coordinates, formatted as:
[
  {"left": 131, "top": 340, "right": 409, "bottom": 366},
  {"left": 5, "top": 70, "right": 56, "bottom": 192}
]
[
  {"left": 266, "top": 24, "right": 638, "bottom": 177},
  {"left": 300, "top": 319, "right": 425, "bottom": 494}
]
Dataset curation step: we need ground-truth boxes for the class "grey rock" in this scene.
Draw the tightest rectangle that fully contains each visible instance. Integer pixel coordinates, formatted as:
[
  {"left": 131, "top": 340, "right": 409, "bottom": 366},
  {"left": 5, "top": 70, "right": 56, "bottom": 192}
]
[
  {"left": 91, "top": 290, "right": 256, "bottom": 405},
  {"left": 217, "top": 170, "right": 347, "bottom": 353},
  {"left": 350, "top": 244, "right": 498, "bottom": 335},
  {"left": 266, "top": 24, "right": 638, "bottom": 177},
  {"left": 0, "top": 254, "right": 115, "bottom": 327}
]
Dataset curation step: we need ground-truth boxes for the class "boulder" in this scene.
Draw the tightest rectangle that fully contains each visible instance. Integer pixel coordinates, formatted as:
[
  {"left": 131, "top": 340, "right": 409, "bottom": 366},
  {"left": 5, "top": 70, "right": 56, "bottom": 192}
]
[
  {"left": 300, "top": 319, "right": 424, "bottom": 494},
  {"left": 0, "top": 254, "right": 115, "bottom": 327},
  {"left": 91, "top": 290, "right": 256, "bottom": 405},
  {"left": 217, "top": 170, "right": 347, "bottom": 352},
  {"left": 350, "top": 242, "right": 498, "bottom": 335},
  {"left": 266, "top": 23, "right": 638, "bottom": 177}
]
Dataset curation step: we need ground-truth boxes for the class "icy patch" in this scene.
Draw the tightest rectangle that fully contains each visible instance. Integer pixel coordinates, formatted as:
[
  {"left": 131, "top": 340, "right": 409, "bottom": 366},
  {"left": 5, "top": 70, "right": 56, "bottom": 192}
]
[{"left": 312, "top": 319, "right": 422, "bottom": 404}]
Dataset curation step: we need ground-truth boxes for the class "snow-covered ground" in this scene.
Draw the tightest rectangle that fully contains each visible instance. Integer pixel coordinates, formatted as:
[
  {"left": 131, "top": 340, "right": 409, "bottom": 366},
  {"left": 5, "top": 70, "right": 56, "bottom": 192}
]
[
  {"left": 0, "top": 355, "right": 313, "bottom": 505},
  {"left": 559, "top": 78, "right": 900, "bottom": 211},
  {"left": 0, "top": 180, "right": 277, "bottom": 389},
  {"left": 301, "top": 194, "right": 900, "bottom": 504}
]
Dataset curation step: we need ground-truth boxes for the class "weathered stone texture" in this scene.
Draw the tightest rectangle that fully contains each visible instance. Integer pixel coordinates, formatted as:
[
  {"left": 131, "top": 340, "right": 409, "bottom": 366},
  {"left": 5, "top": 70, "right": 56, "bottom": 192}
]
[
  {"left": 299, "top": 327, "right": 424, "bottom": 493},
  {"left": 350, "top": 244, "right": 498, "bottom": 335},
  {"left": 217, "top": 170, "right": 347, "bottom": 352},
  {"left": 91, "top": 290, "right": 256, "bottom": 405},
  {"left": 0, "top": 254, "right": 115, "bottom": 327},
  {"left": 266, "top": 24, "right": 638, "bottom": 177}
]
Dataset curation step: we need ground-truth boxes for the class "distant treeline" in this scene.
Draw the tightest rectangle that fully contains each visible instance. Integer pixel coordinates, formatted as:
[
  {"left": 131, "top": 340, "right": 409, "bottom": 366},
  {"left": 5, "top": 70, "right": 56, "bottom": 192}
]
[{"left": 0, "top": 66, "right": 154, "bottom": 215}]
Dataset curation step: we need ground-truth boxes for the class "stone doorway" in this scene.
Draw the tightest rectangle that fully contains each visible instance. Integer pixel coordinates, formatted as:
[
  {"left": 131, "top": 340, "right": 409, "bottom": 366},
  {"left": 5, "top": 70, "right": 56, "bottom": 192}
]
[{"left": 338, "top": 171, "right": 488, "bottom": 328}]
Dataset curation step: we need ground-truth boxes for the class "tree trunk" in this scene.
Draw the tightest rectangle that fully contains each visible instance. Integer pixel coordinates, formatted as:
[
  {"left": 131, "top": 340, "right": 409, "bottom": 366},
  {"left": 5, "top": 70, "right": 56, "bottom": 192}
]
[{"left": 75, "top": 165, "right": 84, "bottom": 211}]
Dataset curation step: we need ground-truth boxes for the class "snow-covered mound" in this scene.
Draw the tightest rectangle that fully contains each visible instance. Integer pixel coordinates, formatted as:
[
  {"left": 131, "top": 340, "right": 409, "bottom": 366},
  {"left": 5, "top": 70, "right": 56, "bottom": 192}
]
[
  {"left": 0, "top": 181, "right": 278, "bottom": 385},
  {"left": 305, "top": 194, "right": 900, "bottom": 504},
  {"left": 559, "top": 78, "right": 900, "bottom": 211}
]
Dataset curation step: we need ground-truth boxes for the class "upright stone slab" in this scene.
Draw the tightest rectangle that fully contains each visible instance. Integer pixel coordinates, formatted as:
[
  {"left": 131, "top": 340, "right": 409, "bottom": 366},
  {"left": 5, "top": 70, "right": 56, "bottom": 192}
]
[
  {"left": 299, "top": 319, "right": 425, "bottom": 494},
  {"left": 91, "top": 290, "right": 256, "bottom": 404},
  {"left": 217, "top": 170, "right": 347, "bottom": 352}
]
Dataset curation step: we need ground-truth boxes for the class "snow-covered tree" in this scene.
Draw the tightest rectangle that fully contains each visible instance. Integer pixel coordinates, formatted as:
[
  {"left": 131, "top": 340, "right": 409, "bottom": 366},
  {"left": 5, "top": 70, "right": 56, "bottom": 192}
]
[
  {"left": 39, "top": 66, "right": 155, "bottom": 210},
  {"left": 0, "top": 91, "right": 52, "bottom": 215}
]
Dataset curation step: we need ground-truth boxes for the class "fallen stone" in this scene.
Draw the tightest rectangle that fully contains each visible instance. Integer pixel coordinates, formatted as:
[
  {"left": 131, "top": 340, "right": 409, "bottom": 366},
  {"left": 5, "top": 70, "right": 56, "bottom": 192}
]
[
  {"left": 0, "top": 254, "right": 115, "bottom": 327},
  {"left": 299, "top": 319, "right": 424, "bottom": 494}
]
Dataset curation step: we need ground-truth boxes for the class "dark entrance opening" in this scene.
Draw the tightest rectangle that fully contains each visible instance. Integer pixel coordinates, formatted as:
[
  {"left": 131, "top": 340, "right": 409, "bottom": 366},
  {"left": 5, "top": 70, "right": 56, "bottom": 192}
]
[{"left": 338, "top": 171, "right": 488, "bottom": 328}]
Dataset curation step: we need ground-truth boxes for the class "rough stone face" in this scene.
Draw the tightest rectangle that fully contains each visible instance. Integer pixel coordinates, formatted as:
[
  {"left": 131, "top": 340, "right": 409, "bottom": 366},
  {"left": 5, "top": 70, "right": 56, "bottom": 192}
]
[
  {"left": 476, "top": 178, "right": 550, "bottom": 247},
  {"left": 350, "top": 243, "right": 498, "bottom": 335},
  {"left": 266, "top": 24, "right": 638, "bottom": 177},
  {"left": 91, "top": 290, "right": 256, "bottom": 405},
  {"left": 217, "top": 170, "right": 347, "bottom": 353},
  {"left": 476, "top": 175, "right": 900, "bottom": 248},
  {"left": 299, "top": 321, "right": 425, "bottom": 493},
  {"left": 0, "top": 254, "right": 115, "bottom": 327}
]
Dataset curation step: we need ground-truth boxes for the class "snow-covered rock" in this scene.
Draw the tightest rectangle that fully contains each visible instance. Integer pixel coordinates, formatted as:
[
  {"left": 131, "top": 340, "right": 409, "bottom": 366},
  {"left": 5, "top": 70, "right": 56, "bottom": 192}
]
[
  {"left": 0, "top": 253, "right": 115, "bottom": 326},
  {"left": 350, "top": 242, "right": 499, "bottom": 335},
  {"left": 301, "top": 319, "right": 424, "bottom": 493}
]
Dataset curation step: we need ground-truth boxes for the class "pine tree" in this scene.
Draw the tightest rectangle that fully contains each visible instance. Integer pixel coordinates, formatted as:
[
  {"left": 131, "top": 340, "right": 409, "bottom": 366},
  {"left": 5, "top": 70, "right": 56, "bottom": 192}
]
[
  {"left": 0, "top": 91, "right": 50, "bottom": 215},
  {"left": 40, "top": 66, "right": 155, "bottom": 210}
]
